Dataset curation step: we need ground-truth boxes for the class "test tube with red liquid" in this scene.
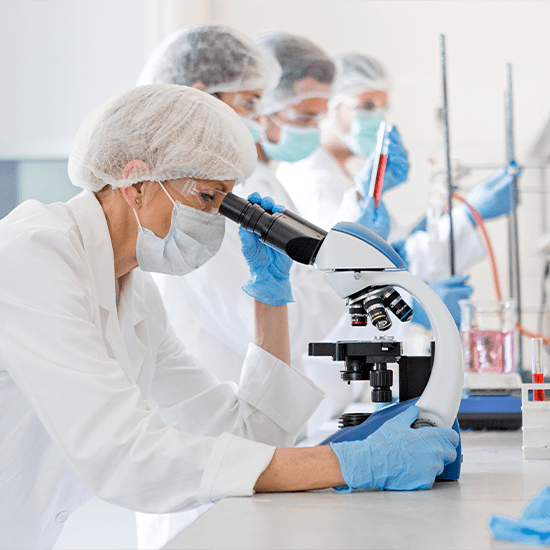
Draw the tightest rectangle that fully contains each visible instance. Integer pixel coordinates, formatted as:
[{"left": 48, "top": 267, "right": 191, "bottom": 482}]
[
  {"left": 531, "top": 337, "right": 545, "bottom": 401},
  {"left": 373, "top": 137, "right": 388, "bottom": 208},
  {"left": 368, "top": 121, "right": 387, "bottom": 208}
]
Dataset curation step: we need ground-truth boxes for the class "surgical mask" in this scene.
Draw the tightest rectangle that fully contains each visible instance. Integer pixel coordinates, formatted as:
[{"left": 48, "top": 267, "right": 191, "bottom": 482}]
[
  {"left": 261, "top": 118, "right": 320, "bottom": 163},
  {"left": 240, "top": 116, "right": 264, "bottom": 143},
  {"left": 134, "top": 182, "right": 225, "bottom": 276},
  {"left": 341, "top": 110, "right": 385, "bottom": 158}
]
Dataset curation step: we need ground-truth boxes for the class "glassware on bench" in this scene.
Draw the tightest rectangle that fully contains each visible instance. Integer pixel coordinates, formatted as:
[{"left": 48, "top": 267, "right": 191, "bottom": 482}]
[{"left": 459, "top": 300, "right": 516, "bottom": 374}]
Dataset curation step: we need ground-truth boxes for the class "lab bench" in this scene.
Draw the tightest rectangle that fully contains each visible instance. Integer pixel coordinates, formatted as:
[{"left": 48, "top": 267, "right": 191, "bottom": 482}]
[{"left": 164, "top": 430, "right": 549, "bottom": 550}]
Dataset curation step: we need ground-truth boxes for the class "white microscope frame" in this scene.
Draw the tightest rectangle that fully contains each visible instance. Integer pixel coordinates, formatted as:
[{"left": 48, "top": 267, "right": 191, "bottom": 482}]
[{"left": 314, "top": 228, "right": 464, "bottom": 429}]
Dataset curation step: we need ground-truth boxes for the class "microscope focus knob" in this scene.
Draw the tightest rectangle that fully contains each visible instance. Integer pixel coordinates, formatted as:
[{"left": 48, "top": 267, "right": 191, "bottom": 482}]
[{"left": 370, "top": 369, "right": 393, "bottom": 403}]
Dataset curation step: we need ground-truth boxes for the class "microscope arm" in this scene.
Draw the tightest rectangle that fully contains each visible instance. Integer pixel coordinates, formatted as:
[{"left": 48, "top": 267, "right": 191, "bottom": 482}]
[
  {"left": 323, "top": 269, "right": 464, "bottom": 429},
  {"left": 315, "top": 225, "right": 464, "bottom": 429}
]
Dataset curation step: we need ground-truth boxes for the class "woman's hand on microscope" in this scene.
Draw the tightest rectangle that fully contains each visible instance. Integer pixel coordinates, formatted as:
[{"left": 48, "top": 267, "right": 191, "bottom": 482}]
[
  {"left": 239, "top": 192, "right": 294, "bottom": 306},
  {"left": 329, "top": 405, "right": 459, "bottom": 491}
]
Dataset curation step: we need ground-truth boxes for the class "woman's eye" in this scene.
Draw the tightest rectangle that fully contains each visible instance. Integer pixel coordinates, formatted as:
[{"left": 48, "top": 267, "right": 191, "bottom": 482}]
[{"left": 199, "top": 193, "right": 214, "bottom": 201}]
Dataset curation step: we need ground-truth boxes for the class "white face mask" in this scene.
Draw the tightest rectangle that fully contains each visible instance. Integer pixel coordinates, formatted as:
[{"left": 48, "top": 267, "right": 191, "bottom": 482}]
[{"left": 134, "top": 182, "right": 225, "bottom": 276}]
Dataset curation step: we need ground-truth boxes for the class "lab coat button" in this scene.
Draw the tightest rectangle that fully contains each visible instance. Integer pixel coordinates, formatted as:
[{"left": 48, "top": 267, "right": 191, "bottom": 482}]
[{"left": 56, "top": 511, "right": 69, "bottom": 523}]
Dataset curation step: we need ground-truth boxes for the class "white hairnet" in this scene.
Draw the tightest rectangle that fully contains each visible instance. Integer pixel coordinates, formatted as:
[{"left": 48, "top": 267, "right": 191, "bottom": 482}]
[
  {"left": 329, "top": 53, "right": 392, "bottom": 108},
  {"left": 253, "top": 32, "right": 335, "bottom": 114},
  {"left": 136, "top": 23, "right": 282, "bottom": 94},
  {"left": 68, "top": 84, "right": 257, "bottom": 191}
]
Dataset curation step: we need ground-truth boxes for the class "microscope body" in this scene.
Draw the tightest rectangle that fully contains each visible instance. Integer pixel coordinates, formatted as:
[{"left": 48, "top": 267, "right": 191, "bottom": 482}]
[{"left": 219, "top": 194, "right": 464, "bottom": 479}]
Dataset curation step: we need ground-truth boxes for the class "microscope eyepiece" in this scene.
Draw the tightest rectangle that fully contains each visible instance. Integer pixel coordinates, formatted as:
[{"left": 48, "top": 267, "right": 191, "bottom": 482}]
[{"left": 219, "top": 193, "right": 327, "bottom": 265}]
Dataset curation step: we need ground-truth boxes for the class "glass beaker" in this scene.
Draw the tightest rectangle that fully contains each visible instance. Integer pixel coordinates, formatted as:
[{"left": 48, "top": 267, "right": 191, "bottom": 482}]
[{"left": 459, "top": 300, "right": 516, "bottom": 374}]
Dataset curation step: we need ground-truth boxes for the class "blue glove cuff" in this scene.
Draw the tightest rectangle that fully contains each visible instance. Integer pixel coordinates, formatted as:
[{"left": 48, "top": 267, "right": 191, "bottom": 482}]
[{"left": 242, "top": 276, "right": 294, "bottom": 306}]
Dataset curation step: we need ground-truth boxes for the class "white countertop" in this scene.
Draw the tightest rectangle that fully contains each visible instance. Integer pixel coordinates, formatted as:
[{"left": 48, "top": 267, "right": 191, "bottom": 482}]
[{"left": 164, "top": 431, "right": 549, "bottom": 550}]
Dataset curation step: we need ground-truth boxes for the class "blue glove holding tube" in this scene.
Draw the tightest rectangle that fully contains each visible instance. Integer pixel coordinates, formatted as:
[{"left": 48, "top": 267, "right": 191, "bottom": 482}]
[
  {"left": 356, "top": 197, "right": 391, "bottom": 241},
  {"left": 354, "top": 125, "right": 410, "bottom": 199},
  {"left": 412, "top": 275, "right": 473, "bottom": 329},
  {"left": 329, "top": 405, "right": 459, "bottom": 492},
  {"left": 239, "top": 192, "right": 294, "bottom": 306},
  {"left": 488, "top": 485, "right": 550, "bottom": 546},
  {"left": 465, "top": 162, "right": 522, "bottom": 223}
]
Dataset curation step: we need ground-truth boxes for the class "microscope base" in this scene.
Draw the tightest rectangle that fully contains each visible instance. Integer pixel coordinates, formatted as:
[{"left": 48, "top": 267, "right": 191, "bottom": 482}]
[{"left": 319, "top": 398, "right": 462, "bottom": 481}]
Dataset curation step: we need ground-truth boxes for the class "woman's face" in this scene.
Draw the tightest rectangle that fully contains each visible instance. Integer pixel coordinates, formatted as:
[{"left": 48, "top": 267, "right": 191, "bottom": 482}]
[{"left": 137, "top": 178, "right": 235, "bottom": 238}]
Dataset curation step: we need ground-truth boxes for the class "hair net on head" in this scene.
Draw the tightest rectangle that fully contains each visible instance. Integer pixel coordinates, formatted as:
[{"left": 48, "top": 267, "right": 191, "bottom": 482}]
[
  {"left": 329, "top": 53, "right": 392, "bottom": 108},
  {"left": 68, "top": 84, "right": 257, "bottom": 192},
  {"left": 136, "top": 23, "right": 282, "bottom": 95},
  {"left": 253, "top": 32, "right": 335, "bottom": 114}
]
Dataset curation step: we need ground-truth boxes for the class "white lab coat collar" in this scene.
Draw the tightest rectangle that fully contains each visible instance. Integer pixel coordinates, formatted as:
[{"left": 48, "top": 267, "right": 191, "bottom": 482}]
[{"left": 66, "top": 190, "right": 150, "bottom": 384}]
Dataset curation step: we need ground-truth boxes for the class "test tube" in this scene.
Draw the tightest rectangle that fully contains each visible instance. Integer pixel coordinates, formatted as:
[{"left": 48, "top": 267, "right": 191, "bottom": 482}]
[{"left": 531, "top": 337, "right": 545, "bottom": 401}]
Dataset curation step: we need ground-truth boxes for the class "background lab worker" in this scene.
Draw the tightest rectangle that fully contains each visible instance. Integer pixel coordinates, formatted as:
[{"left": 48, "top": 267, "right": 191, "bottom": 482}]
[
  {"left": 145, "top": 30, "right": 357, "bottom": 385},
  {"left": 276, "top": 52, "right": 518, "bottom": 283},
  {"left": 135, "top": 31, "right": 361, "bottom": 545},
  {"left": 0, "top": 83, "right": 460, "bottom": 550}
]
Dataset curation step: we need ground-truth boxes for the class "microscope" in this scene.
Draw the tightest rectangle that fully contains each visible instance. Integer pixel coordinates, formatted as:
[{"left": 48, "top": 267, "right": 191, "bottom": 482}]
[{"left": 220, "top": 193, "right": 463, "bottom": 480}]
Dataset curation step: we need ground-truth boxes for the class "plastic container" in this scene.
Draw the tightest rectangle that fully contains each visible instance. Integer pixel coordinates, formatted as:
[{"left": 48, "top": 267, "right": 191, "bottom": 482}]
[
  {"left": 459, "top": 300, "right": 516, "bottom": 374},
  {"left": 521, "top": 383, "right": 550, "bottom": 460}
]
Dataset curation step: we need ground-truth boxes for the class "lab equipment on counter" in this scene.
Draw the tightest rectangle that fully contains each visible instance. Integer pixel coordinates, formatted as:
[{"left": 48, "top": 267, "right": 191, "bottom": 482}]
[
  {"left": 219, "top": 192, "right": 464, "bottom": 479},
  {"left": 532, "top": 337, "right": 545, "bottom": 402},
  {"left": 458, "top": 299, "right": 522, "bottom": 430},
  {"left": 488, "top": 485, "right": 550, "bottom": 545},
  {"left": 522, "top": 383, "right": 550, "bottom": 460}
]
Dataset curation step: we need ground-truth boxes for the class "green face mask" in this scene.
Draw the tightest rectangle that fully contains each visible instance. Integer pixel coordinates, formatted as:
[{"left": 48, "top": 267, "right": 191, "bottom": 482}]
[
  {"left": 342, "top": 110, "right": 385, "bottom": 158},
  {"left": 261, "top": 119, "right": 320, "bottom": 163}
]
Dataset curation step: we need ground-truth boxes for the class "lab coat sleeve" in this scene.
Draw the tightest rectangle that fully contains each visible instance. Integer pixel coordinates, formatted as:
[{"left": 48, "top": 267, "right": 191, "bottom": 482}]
[
  {"left": 154, "top": 223, "right": 348, "bottom": 376},
  {"left": 404, "top": 206, "right": 486, "bottom": 280},
  {"left": 150, "top": 311, "right": 326, "bottom": 446},
  {"left": 0, "top": 229, "right": 277, "bottom": 513}
]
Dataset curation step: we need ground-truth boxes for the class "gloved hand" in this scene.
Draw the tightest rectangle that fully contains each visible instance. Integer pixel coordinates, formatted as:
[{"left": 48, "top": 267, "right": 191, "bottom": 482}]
[
  {"left": 390, "top": 239, "right": 408, "bottom": 268},
  {"left": 412, "top": 275, "right": 473, "bottom": 329},
  {"left": 409, "top": 216, "right": 427, "bottom": 234},
  {"left": 354, "top": 125, "right": 410, "bottom": 199},
  {"left": 356, "top": 197, "right": 391, "bottom": 241},
  {"left": 465, "top": 162, "right": 522, "bottom": 223},
  {"left": 330, "top": 405, "right": 459, "bottom": 492},
  {"left": 239, "top": 192, "right": 294, "bottom": 306}
]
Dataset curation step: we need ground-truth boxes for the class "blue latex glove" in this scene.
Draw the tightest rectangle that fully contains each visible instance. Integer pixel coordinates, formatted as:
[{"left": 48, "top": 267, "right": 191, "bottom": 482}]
[
  {"left": 329, "top": 405, "right": 459, "bottom": 492},
  {"left": 488, "top": 485, "right": 550, "bottom": 546},
  {"left": 409, "top": 216, "right": 427, "bottom": 234},
  {"left": 412, "top": 275, "right": 473, "bottom": 329},
  {"left": 356, "top": 197, "right": 391, "bottom": 241},
  {"left": 390, "top": 239, "right": 408, "bottom": 268},
  {"left": 239, "top": 192, "right": 294, "bottom": 306},
  {"left": 354, "top": 125, "right": 410, "bottom": 198},
  {"left": 465, "top": 162, "right": 522, "bottom": 223}
]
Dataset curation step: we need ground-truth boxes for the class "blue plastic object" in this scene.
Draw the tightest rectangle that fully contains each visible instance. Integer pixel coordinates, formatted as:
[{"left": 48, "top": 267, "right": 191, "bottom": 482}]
[
  {"left": 320, "top": 398, "right": 462, "bottom": 481},
  {"left": 488, "top": 485, "right": 550, "bottom": 546},
  {"left": 331, "top": 221, "right": 407, "bottom": 269}
]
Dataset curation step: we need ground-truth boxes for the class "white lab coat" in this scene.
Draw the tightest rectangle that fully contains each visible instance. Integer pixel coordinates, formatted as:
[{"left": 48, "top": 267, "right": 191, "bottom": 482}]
[
  {"left": 0, "top": 190, "right": 324, "bottom": 550},
  {"left": 139, "top": 161, "right": 364, "bottom": 548},
  {"left": 276, "top": 147, "right": 487, "bottom": 280}
]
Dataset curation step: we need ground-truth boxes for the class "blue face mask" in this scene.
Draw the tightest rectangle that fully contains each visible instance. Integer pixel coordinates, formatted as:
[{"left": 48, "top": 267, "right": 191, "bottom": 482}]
[
  {"left": 240, "top": 116, "right": 264, "bottom": 143},
  {"left": 342, "top": 110, "right": 385, "bottom": 158},
  {"left": 261, "top": 120, "right": 320, "bottom": 163}
]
